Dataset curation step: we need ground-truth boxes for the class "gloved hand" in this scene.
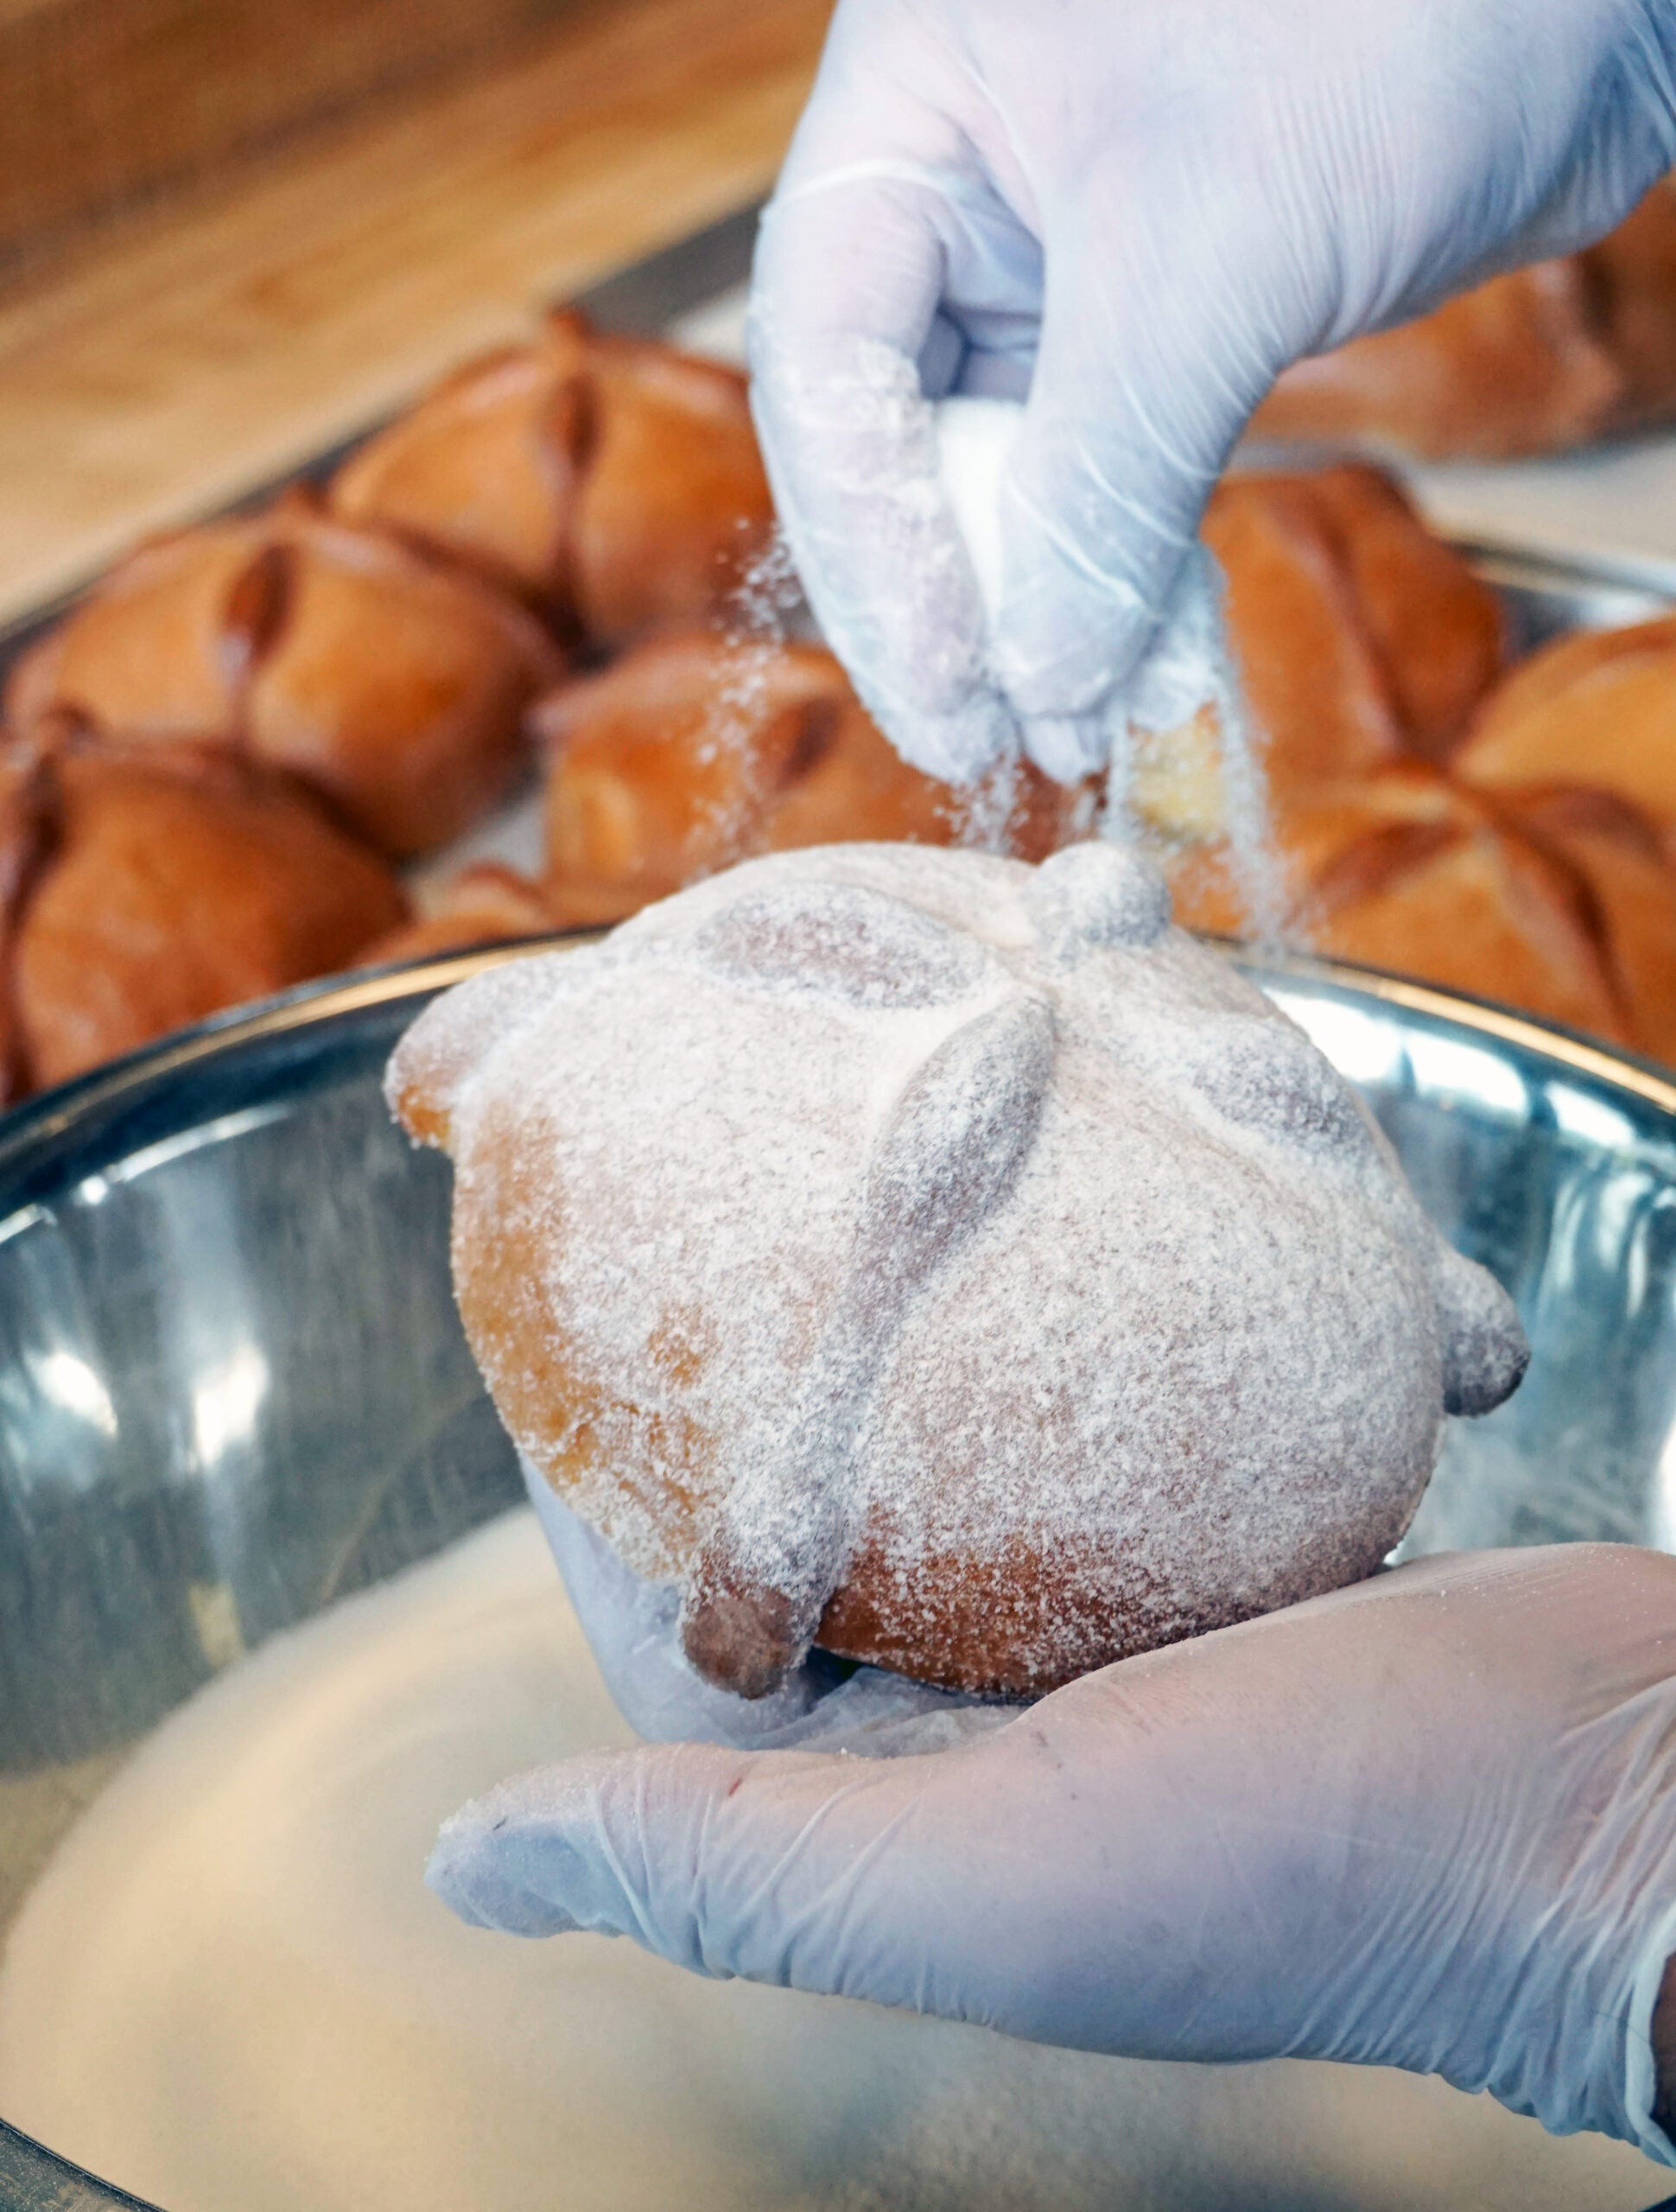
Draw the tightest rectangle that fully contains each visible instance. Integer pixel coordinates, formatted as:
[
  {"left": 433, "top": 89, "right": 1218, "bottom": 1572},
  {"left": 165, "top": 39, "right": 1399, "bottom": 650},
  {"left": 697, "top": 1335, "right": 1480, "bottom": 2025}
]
[
  {"left": 431, "top": 1544, "right": 1676, "bottom": 2164},
  {"left": 748, "top": 0, "right": 1676, "bottom": 785},
  {"left": 522, "top": 1462, "right": 1011, "bottom": 1757}
]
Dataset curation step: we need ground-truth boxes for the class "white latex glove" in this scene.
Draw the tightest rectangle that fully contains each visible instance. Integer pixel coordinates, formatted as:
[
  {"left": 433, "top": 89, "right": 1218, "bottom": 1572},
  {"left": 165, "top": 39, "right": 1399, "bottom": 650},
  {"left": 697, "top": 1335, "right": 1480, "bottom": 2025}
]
[
  {"left": 522, "top": 1461, "right": 1011, "bottom": 1757},
  {"left": 432, "top": 1545, "right": 1676, "bottom": 2164},
  {"left": 748, "top": 0, "right": 1676, "bottom": 784}
]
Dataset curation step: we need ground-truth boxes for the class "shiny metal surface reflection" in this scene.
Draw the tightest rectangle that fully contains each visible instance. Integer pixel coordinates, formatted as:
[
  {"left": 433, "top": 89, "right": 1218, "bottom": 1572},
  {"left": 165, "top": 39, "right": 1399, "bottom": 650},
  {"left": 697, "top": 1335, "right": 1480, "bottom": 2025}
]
[{"left": 2, "top": 943, "right": 1676, "bottom": 2210}]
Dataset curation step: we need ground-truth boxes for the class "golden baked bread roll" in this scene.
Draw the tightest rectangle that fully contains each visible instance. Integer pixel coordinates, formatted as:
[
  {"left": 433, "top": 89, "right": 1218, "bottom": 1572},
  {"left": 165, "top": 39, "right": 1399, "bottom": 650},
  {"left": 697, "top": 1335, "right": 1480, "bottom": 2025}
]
[
  {"left": 0, "top": 734, "right": 406, "bottom": 1102},
  {"left": 1250, "top": 181, "right": 1676, "bottom": 461},
  {"left": 4, "top": 495, "right": 559, "bottom": 858},
  {"left": 1171, "top": 474, "right": 1676, "bottom": 1065},
  {"left": 1441, "top": 609, "right": 1676, "bottom": 1064},
  {"left": 1498, "top": 785, "right": 1676, "bottom": 1066},
  {"left": 1128, "top": 465, "right": 1505, "bottom": 849},
  {"left": 1241, "top": 768, "right": 1626, "bottom": 1038},
  {"left": 536, "top": 628, "right": 1082, "bottom": 928},
  {"left": 1452, "top": 614, "right": 1676, "bottom": 836},
  {"left": 1203, "top": 469, "right": 1407, "bottom": 791},
  {"left": 1203, "top": 465, "right": 1509, "bottom": 793},
  {"left": 360, "top": 864, "right": 557, "bottom": 966},
  {"left": 1298, "top": 465, "right": 1513, "bottom": 759},
  {"left": 331, "top": 313, "right": 775, "bottom": 651},
  {"left": 1176, "top": 758, "right": 1676, "bottom": 1061},
  {"left": 389, "top": 841, "right": 1527, "bottom": 1700},
  {"left": 1251, "top": 260, "right": 1625, "bottom": 462},
  {"left": 1161, "top": 466, "right": 1510, "bottom": 927}
]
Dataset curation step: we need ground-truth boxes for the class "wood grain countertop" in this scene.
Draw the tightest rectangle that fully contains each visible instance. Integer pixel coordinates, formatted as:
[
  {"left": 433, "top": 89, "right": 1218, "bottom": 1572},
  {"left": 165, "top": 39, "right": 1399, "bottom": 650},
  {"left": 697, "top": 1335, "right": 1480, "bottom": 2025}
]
[{"left": 0, "top": 0, "right": 832, "bottom": 627}]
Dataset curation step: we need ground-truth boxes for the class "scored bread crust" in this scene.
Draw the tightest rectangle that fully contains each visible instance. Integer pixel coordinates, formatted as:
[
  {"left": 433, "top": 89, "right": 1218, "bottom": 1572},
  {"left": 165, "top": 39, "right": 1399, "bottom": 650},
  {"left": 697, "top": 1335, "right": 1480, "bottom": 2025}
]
[
  {"left": 0, "top": 734, "right": 406, "bottom": 1100},
  {"left": 4, "top": 495, "right": 559, "bottom": 859},
  {"left": 332, "top": 311, "right": 775, "bottom": 650}
]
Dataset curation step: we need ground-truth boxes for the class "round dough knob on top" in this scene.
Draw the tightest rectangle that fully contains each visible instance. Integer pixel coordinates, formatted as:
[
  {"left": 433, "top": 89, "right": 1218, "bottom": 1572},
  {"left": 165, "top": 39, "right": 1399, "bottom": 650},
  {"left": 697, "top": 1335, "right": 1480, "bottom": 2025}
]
[{"left": 388, "top": 841, "right": 1527, "bottom": 1700}]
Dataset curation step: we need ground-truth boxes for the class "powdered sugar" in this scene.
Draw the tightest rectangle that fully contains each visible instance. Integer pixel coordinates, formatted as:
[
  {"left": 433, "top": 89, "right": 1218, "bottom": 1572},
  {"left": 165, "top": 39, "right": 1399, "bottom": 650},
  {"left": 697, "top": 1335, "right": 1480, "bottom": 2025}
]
[
  {"left": 389, "top": 841, "right": 1527, "bottom": 1698},
  {"left": 935, "top": 397, "right": 1019, "bottom": 625}
]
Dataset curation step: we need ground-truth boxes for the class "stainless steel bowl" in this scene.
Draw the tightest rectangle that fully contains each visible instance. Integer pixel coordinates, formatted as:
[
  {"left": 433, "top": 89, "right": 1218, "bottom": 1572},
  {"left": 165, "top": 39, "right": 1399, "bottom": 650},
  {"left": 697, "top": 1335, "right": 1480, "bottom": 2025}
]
[{"left": 3, "top": 944, "right": 1676, "bottom": 2210}]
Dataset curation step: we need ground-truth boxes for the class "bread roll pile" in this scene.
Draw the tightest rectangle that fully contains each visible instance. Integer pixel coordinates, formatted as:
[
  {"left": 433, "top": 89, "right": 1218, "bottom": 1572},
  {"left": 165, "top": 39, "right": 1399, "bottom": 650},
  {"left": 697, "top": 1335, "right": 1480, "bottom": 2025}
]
[
  {"left": 8, "top": 494, "right": 560, "bottom": 858},
  {"left": 1171, "top": 463, "right": 1676, "bottom": 1064},
  {"left": 0, "top": 307, "right": 1095, "bottom": 1101},
  {"left": 7, "top": 283, "right": 1676, "bottom": 1107},
  {"left": 0, "top": 317, "right": 782, "bottom": 1099}
]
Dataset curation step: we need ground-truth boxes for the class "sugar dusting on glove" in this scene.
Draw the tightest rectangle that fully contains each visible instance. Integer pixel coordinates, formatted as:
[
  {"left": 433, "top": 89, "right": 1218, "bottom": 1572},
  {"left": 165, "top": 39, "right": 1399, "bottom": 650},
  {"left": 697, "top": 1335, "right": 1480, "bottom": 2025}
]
[
  {"left": 933, "top": 391, "right": 1249, "bottom": 784},
  {"left": 934, "top": 395, "right": 1282, "bottom": 934}
]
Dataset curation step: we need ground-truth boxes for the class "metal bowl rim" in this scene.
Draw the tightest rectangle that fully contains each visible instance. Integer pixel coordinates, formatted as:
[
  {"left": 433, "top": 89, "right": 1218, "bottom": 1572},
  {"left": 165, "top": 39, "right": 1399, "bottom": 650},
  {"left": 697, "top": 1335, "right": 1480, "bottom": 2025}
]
[{"left": 3, "top": 931, "right": 1676, "bottom": 1192}]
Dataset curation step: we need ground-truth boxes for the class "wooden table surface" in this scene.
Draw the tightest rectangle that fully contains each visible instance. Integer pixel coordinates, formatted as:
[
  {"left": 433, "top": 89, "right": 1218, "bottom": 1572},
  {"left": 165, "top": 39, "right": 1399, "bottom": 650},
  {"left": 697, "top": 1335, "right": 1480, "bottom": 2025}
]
[{"left": 0, "top": 0, "right": 832, "bottom": 628}]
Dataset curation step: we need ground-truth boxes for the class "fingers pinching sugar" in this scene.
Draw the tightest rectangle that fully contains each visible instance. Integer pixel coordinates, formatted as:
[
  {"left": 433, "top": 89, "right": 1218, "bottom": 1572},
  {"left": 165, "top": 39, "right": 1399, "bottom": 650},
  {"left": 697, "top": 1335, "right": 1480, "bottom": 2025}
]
[{"left": 750, "top": 189, "right": 1020, "bottom": 785}]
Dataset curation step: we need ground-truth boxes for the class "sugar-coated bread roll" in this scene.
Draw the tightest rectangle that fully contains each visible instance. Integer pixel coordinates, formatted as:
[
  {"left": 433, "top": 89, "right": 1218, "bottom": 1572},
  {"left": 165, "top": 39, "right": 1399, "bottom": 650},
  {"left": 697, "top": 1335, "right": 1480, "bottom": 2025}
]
[
  {"left": 4, "top": 495, "right": 559, "bottom": 859},
  {"left": 0, "top": 735, "right": 406, "bottom": 1102},
  {"left": 332, "top": 313, "right": 775, "bottom": 650},
  {"left": 535, "top": 628, "right": 1083, "bottom": 928},
  {"left": 388, "top": 842, "right": 1527, "bottom": 1700},
  {"left": 1250, "top": 181, "right": 1676, "bottom": 461}
]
